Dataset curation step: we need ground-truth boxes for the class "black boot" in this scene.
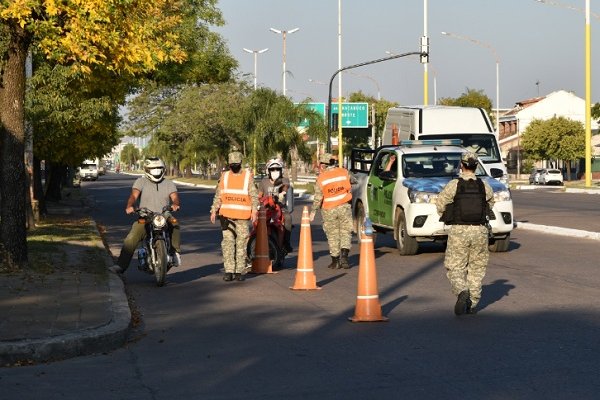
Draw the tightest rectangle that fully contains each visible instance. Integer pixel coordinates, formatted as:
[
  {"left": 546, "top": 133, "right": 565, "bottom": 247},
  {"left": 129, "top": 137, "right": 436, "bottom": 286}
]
[
  {"left": 234, "top": 273, "right": 245, "bottom": 281},
  {"left": 223, "top": 273, "right": 234, "bottom": 282},
  {"left": 327, "top": 256, "right": 340, "bottom": 269},
  {"left": 339, "top": 248, "right": 350, "bottom": 269},
  {"left": 454, "top": 290, "right": 470, "bottom": 315}
]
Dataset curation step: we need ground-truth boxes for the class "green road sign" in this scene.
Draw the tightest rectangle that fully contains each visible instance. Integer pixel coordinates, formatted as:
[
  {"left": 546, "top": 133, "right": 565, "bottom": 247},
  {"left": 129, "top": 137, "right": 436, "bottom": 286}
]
[
  {"left": 330, "top": 102, "right": 369, "bottom": 128},
  {"left": 296, "top": 102, "right": 326, "bottom": 127}
]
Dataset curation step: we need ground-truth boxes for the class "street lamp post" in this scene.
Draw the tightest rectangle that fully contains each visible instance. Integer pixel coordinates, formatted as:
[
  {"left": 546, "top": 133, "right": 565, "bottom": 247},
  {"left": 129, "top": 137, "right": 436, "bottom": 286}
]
[
  {"left": 441, "top": 31, "right": 500, "bottom": 134},
  {"left": 243, "top": 47, "right": 268, "bottom": 90},
  {"left": 534, "top": 0, "right": 593, "bottom": 186},
  {"left": 270, "top": 27, "right": 299, "bottom": 96}
]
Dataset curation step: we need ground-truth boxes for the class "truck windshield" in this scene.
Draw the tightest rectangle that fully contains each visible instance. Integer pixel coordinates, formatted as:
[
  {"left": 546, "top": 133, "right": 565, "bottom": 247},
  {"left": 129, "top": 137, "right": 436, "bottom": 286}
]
[
  {"left": 81, "top": 163, "right": 96, "bottom": 169},
  {"left": 403, "top": 152, "right": 486, "bottom": 178},
  {"left": 420, "top": 134, "right": 501, "bottom": 163}
]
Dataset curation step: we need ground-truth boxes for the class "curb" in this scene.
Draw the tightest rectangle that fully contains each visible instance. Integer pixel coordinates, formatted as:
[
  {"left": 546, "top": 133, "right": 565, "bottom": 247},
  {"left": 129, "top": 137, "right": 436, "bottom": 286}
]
[
  {"left": 515, "top": 221, "right": 600, "bottom": 241},
  {"left": 0, "top": 274, "right": 131, "bottom": 365}
]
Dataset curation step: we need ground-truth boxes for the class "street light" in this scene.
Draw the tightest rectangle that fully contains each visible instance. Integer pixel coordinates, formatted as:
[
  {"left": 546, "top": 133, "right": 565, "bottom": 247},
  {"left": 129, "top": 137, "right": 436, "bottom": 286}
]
[
  {"left": 533, "top": 0, "right": 594, "bottom": 187},
  {"left": 270, "top": 27, "right": 300, "bottom": 96},
  {"left": 242, "top": 47, "right": 268, "bottom": 90},
  {"left": 441, "top": 31, "right": 500, "bottom": 134}
]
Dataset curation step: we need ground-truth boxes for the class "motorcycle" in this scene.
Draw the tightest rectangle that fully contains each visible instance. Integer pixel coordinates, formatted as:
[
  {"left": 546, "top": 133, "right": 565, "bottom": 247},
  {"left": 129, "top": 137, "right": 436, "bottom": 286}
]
[
  {"left": 135, "top": 206, "right": 177, "bottom": 286},
  {"left": 246, "top": 195, "right": 287, "bottom": 270}
]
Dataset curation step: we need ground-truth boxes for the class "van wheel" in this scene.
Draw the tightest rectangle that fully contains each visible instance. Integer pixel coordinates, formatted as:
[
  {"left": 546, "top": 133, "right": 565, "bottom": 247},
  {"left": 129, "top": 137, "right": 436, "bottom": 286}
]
[
  {"left": 355, "top": 201, "right": 376, "bottom": 244},
  {"left": 395, "top": 209, "right": 418, "bottom": 255}
]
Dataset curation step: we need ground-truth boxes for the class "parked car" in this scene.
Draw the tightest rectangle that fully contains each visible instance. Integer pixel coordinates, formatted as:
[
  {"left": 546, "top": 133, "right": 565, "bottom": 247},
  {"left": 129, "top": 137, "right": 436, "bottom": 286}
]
[
  {"left": 528, "top": 168, "right": 544, "bottom": 184},
  {"left": 539, "top": 168, "right": 564, "bottom": 185}
]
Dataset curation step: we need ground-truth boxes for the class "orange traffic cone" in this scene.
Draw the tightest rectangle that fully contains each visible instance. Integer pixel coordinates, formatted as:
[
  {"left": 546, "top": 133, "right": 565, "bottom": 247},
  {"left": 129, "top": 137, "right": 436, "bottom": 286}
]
[
  {"left": 349, "top": 220, "right": 388, "bottom": 322},
  {"left": 251, "top": 208, "right": 274, "bottom": 274},
  {"left": 290, "top": 206, "right": 320, "bottom": 290}
]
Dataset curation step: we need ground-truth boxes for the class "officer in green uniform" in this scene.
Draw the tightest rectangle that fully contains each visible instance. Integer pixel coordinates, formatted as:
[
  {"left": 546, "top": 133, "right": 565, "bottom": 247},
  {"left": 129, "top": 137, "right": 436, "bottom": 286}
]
[
  {"left": 210, "top": 151, "right": 259, "bottom": 281},
  {"left": 436, "top": 151, "right": 495, "bottom": 315}
]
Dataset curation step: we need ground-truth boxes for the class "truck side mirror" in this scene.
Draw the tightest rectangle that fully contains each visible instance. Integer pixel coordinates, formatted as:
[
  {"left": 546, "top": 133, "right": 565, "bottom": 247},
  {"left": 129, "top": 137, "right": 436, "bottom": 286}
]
[{"left": 490, "top": 168, "right": 504, "bottom": 179}]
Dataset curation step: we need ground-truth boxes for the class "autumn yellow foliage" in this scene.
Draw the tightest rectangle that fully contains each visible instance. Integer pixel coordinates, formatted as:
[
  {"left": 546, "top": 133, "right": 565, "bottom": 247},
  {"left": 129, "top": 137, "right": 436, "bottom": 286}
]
[{"left": 0, "top": 0, "right": 187, "bottom": 74}]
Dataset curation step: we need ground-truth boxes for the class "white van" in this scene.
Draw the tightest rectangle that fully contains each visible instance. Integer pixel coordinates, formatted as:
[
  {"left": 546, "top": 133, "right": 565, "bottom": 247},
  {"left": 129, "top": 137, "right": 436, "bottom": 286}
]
[
  {"left": 79, "top": 159, "right": 99, "bottom": 181},
  {"left": 382, "top": 105, "right": 508, "bottom": 185}
]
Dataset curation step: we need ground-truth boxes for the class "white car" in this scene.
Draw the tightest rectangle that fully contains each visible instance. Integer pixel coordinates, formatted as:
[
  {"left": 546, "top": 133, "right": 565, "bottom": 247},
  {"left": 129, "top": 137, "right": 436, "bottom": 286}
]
[{"left": 539, "top": 168, "right": 563, "bottom": 185}]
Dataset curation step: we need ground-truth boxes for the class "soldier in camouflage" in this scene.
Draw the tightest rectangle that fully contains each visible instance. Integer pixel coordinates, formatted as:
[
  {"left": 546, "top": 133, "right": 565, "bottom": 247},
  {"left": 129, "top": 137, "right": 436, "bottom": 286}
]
[
  {"left": 436, "top": 151, "right": 495, "bottom": 315},
  {"left": 310, "top": 153, "right": 356, "bottom": 269},
  {"left": 210, "top": 151, "right": 259, "bottom": 282}
]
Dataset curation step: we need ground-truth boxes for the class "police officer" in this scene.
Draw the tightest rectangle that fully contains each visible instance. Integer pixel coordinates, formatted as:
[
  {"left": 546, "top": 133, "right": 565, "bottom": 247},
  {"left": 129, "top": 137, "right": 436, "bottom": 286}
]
[
  {"left": 436, "top": 151, "right": 495, "bottom": 315},
  {"left": 210, "top": 151, "right": 259, "bottom": 281},
  {"left": 258, "top": 158, "right": 293, "bottom": 253},
  {"left": 310, "top": 153, "right": 356, "bottom": 269}
]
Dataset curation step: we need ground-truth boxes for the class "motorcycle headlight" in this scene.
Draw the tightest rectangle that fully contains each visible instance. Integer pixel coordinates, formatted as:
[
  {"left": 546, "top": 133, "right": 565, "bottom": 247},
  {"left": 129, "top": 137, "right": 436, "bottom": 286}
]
[
  {"left": 493, "top": 189, "right": 512, "bottom": 202},
  {"left": 408, "top": 190, "right": 438, "bottom": 204},
  {"left": 152, "top": 214, "right": 167, "bottom": 229}
]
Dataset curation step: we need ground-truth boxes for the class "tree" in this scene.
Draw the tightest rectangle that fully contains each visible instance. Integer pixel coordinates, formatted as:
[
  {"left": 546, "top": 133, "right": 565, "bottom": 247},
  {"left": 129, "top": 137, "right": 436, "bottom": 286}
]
[
  {"left": 120, "top": 144, "right": 141, "bottom": 171},
  {"left": 438, "top": 88, "right": 494, "bottom": 124},
  {"left": 0, "top": 0, "right": 214, "bottom": 268},
  {"left": 521, "top": 117, "right": 585, "bottom": 180}
]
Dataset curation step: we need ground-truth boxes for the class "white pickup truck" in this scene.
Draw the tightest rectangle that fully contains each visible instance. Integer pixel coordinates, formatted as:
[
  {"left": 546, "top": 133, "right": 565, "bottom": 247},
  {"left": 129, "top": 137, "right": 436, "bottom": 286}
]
[{"left": 350, "top": 140, "right": 513, "bottom": 255}]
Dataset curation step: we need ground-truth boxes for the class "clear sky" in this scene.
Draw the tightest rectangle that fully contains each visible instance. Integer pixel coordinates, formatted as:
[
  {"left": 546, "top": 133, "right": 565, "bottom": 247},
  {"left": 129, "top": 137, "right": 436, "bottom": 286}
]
[{"left": 215, "top": 0, "right": 600, "bottom": 109}]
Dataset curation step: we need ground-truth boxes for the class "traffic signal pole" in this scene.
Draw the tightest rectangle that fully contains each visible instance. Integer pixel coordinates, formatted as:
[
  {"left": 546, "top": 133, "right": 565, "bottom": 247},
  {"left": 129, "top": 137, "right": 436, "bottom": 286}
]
[{"left": 326, "top": 51, "right": 426, "bottom": 160}]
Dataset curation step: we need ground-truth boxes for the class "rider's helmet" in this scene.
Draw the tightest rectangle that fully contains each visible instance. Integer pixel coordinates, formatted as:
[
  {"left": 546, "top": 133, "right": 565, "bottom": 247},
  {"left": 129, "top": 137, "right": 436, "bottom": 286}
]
[
  {"left": 144, "top": 157, "right": 166, "bottom": 183},
  {"left": 266, "top": 158, "right": 284, "bottom": 181}
]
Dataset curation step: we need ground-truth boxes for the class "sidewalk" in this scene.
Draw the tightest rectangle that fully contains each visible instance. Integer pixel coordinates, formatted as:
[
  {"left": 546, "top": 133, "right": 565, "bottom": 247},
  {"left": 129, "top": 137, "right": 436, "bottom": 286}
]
[{"left": 0, "top": 198, "right": 130, "bottom": 366}]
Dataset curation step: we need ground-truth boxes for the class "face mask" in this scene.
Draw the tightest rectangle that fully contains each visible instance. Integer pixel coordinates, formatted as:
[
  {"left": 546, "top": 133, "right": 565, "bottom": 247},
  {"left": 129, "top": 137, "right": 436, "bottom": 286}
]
[
  {"left": 150, "top": 168, "right": 163, "bottom": 176},
  {"left": 269, "top": 169, "right": 281, "bottom": 180},
  {"left": 230, "top": 164, "right": 242, "bottom": 173}
]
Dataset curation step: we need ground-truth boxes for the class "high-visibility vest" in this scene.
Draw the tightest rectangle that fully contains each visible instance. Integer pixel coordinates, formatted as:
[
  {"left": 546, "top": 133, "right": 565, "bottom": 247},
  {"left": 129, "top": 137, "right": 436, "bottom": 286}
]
[
  {"left": 219, "top": 170, "right": 252, "bottom": 219},
  {"left": 317, "top": 167, "right": 352, "bottom": 210}
]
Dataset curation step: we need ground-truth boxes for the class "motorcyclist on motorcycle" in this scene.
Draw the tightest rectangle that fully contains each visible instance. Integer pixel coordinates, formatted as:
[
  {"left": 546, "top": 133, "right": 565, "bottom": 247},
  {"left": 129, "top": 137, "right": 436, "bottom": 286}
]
[
  {"left": 258, "top": 157, "right": 293, "bottom": 253},
  {"left": 109, "top": 157, "right": 181, "bottom": 274}
]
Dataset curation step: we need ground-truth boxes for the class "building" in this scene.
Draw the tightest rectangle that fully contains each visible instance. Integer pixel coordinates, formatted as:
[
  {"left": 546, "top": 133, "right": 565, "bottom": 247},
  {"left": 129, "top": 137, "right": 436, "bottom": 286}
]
[{"left": 498, "top": 90, "right": 600, "bottom": 177}]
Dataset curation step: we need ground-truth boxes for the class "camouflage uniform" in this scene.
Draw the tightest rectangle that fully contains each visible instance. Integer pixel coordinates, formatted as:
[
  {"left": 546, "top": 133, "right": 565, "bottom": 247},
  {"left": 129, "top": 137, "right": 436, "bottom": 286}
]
[
  {"left": 210, "top": 152, "right": 259, "bottom": 277},
  {"left": 436, "top": 152, "right": 494, "bottom": 313},
  {"left": 311, "top": 153, "right": 356, "bottom": 268}
]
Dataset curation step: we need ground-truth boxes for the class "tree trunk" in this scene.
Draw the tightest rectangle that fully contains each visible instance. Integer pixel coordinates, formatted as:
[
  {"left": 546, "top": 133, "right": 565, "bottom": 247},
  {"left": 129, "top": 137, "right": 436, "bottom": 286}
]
[
  {"left": 0, "top": 26, "right": 31, "bottom": 268},
  {"left": 290, "top": 145, "right": 299, "bottom": 183}
]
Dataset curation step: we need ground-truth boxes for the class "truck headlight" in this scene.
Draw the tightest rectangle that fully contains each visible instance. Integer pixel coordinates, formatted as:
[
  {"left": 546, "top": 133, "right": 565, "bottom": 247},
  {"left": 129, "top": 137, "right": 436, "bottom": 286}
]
[
  {"left": 493, "top": 189, "right": 512, "bottom": 202},
  {"left": 408, "top": 190, "right": 438, "bottom": 204}
]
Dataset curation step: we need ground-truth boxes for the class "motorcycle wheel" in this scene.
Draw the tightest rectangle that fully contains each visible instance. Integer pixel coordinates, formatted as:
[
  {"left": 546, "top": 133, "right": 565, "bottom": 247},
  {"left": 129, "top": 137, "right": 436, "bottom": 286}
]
[
  {"left": 153, "top": 240, "right": 168, "bottom": 287},
  {"left": 246, "top": 235, "right": 282, "bottom": 270}
]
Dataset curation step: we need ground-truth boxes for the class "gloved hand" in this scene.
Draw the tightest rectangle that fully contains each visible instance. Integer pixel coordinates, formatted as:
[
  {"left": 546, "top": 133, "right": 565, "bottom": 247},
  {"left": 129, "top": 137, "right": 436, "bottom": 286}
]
[{"left": 278, "top": 191, "right": 286, "bottom": 203}]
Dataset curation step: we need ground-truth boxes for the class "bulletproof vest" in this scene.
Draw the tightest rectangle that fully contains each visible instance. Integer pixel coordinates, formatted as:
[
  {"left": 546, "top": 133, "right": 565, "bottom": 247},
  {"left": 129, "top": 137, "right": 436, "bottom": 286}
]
[{"left": 444, "top": 178, "right": 487, "bottom": 225}]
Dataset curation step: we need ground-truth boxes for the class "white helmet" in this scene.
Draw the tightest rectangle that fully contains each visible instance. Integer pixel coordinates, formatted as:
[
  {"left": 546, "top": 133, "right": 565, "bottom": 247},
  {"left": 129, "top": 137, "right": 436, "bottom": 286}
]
[
  {"left": 266, "top": 158, "right": 284, "bottom": 180},
  {"left": 144, "top": 157, "right": 166, "bottom": 183}
]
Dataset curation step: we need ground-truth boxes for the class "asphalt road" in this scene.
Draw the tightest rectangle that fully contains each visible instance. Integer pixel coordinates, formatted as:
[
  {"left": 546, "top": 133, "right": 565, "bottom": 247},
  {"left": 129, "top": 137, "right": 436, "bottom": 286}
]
[
  {"left": 1, "top": 173, "right": 599, "bottom": 400},
  {"left": 511, "top": 187, "right": 600, "bottom": 232}
]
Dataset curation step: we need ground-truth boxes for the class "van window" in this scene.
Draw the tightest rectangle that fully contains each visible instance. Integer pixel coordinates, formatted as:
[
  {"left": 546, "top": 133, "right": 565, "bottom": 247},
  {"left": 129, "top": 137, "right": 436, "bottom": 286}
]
[{"left": 420, "top": 133, "right": 501, "bottom": 163}]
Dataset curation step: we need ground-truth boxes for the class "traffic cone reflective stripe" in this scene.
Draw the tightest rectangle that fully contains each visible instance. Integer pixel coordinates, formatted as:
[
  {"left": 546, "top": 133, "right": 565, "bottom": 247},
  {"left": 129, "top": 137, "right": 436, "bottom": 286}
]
[
  {"left": 349, "top": 228, "right": 388, "bottom": 322},
  {"left": 290, "top": 206, "right": 320, "bottom": 290},
  {"left": 251, "top": 208, "right": 274, "bottom": 274}
]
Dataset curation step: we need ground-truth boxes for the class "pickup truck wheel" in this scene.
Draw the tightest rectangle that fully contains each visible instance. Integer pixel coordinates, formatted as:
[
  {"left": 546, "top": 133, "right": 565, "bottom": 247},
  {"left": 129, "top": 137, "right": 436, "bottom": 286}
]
[
  {"left": 355, "top": 202, "right": 376, "bottom": 244},
  {"left": 395, "top": 209, "right": 418, "bottom": 255},
  {"left": 489, "top": 234, "right": 510, "bottom": 252}
]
